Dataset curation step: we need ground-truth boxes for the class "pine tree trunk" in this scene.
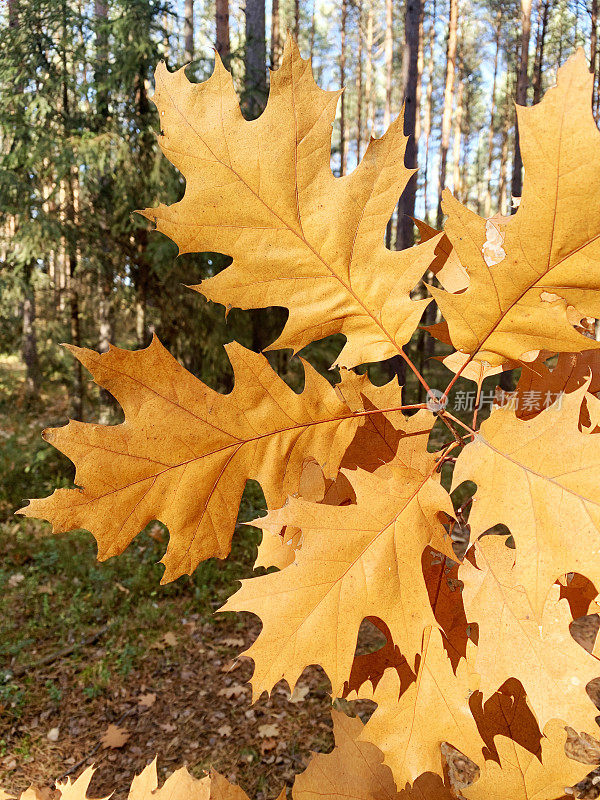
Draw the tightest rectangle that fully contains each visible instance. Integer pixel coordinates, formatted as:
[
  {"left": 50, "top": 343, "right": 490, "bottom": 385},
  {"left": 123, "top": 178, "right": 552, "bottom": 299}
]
[
  {"left": 436, "top": 0, "right": 458, "bottom": 229},
  {"left": 10, "top": 0, "right": 41, "bottom": 402},
  {"left": 365, "top": 0, "right": 374, "bottom": 135},
  {"left": 414, "top": 1, "right": 424, "bottom": 144},
  {"left": 309, "top": 0, "right": 316, "bottom": 60},
  {"left": 356, "top": 1, "right": 364, "bottom": 164},
  {"left": 294, "top": 0, "right": 300, "bottom": 40},
  {"left": 532, "top": 0, "right": 548, "bottom": 105},
  {"left": 592, "top": 0, "right": 598, "bottom": 110},
  {"left": 511, "top": 0, "right": 532, "bottom": 207},
  {"left": 340, "top": 0, "right": 348, "bottom": 175},
  {"left": 452, "top": 71, "right": 464, "bottom": 201},
  {"left": 422, "top": 0, "right": 435, "bottom": 224},
  {"left": 184, "top": 0, "right": 194, "bottom": 62},
  {"left": 21, "top": 261, "right": 41, "bottom": 402},
  {"left": 244, "top": 0, "right": 267, "bottom": 119},
  {"left": 395, "top": 0, "right": 421, "bottom": 251},
  {"left": 383, "top": 0, "right": 393, "bottom": 132},
  {"left": 484, "top": 11, "right": 501, "bottom": 217},
  {"left": 271, "top": 0, "right": 280, "bottom": 67},
  {"left": 216, "top": 0, "right": 230, "bottom": 61},
  {"left": 498, "top": 69, "right": 511, "bottom": 216}
]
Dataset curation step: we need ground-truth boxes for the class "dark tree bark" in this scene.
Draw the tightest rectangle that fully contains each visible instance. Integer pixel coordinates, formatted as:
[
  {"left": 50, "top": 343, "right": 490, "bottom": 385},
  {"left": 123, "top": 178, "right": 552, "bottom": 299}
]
[
  {"left": 216, "top": 0, "right": 230, "bottom": 61},
  {"left": 244, "top": 0, "right": 267, "bottom": 119},
  {"left": 395, "top": 0, "right": 421, "bottom": 251},
  {"left": 21, "top": 262, "right": 41, "bottom": 401},
  {"left": 511, "top": 0, "right": 532, "bottom": 208}
]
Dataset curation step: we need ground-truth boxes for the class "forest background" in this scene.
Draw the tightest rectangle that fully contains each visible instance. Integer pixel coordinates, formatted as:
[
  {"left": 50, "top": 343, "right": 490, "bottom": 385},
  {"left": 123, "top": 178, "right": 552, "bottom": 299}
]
[{"left": 1, "top": 0, "right": 600, "bottom": 797}]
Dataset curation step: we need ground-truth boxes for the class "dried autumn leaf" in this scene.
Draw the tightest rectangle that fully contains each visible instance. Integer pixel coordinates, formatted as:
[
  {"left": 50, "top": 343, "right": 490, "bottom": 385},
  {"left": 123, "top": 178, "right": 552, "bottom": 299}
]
[
  {"left": 140, "top": 38, "right": 438, "bottom": 369},
  {"left": 20, "top": 339, "right": 373, "bottom": 582},
  {"left": 354, "top": 627, "right": 484, "bottom": 788},
  {"left": 431, "top": 50, "right": 600, "bottom": 366},
  {"left": 292, "top": 708, "right": 401, "bottom": 800},
  {"left": 513, "top": 349, "right": 600, "bottom": 423},
  {"left": 100, "top": 723, "right": 130, "bottom": 749},
  {"left": 222, "top": 431, "right": 455, "bottom": 697},
  {"left": 452, "top": 385, "right": 600, "bottom": 617},
  {"left": 460, "top": 536, "right": 600, "bottom": 733},
  {"left": 462, "top": 721, "right": 589, "bottom": 800}
]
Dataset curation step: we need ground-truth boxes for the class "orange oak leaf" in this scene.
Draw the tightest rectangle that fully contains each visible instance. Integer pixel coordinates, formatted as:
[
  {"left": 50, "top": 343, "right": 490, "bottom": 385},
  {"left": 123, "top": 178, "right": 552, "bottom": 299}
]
[
  {"left": 452, "top": 385, "right": 600, "bottom": 618},
  {"left": 513, "top": 349, "right": 600, "bottom": 424},
  {"left": 354, "top": 627, "right": 484, "bottom": 788},
  {"left": 139, "top": 38, "right": 438, "bottom": 370},
  {"left": 222, "top": 433, "right": 455, "bottom": 697},
  {"left": 19, "top": 338, "right": 375, "bottom": 583},
  {"left": 462, "top": 721, "right": 589, "bottom": 800},
  {"left": 430, "top": 50, "right": 600, "bottom": 366},
  {"left": 293, "top": 708, "right": 456, "bottom": 800},
  {"left": 459, "top": 536, "right": 600, "bottom": 734},
  {"left": 292, "top": 709, "right": 400, "bottom": 800}
]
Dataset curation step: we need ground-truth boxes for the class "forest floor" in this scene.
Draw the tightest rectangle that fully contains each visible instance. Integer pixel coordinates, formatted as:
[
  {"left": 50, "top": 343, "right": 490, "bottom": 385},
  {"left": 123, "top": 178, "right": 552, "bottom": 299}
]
[
  {"left": 0, "top": 355, "right": 375, "bottom": 799},
  {"left": 3, "top": 356, "right": 600, "bottom": 800}
]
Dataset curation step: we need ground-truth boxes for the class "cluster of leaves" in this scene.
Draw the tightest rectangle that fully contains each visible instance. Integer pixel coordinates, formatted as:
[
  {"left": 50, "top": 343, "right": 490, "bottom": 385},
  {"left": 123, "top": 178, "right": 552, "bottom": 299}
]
[{"left": 18, "top": 37, "right": 600, "bottom": 798}]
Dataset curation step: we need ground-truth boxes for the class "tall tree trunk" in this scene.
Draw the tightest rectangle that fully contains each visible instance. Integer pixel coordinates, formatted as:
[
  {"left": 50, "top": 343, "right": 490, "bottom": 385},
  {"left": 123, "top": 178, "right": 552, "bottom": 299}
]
[
  {"left": 294, "top": 0, "right": 300, "bottom": 40},
  {"left": 365, "top": 0, "right": 374, "bottom": 136},
  {"left": 592, "top": 0, "right": 598, "bottom": 110},
  {"left": 414, "top": 1, "right": 424, "bottom": 144},
  {"left": 95, "top": 0, "right": 115, "bottom": 419},
  {"left": 271, "top": 0, "right": 280, "bottom": 67},
  {"left": 532, "top": 0, "right": 548, "bottom": 105},
  {"left": 10, "top": 0, "right": 41, "bottom": 401},
  {"left": 422, "top": 0, "right": 435, "bottom": 224},
  {"left": 21, "top": 261, "right": 41, "bottom": 402},
  {"left": 356, "top": 1, "right": 364, "bottom": 164},
  {"left": 452, "top": 69, "right": 464, "bottom": 201},
  {"left": 383, "top": 0, "right": 394, "bottom": 247},
  {"left": 62, "top": 0, "right": 83, "bottom": 420},
  {"left": 395, "top": 0, "right": 421, "bottom": 251},
  {"left": 484, "top": 10, "right": 501, "bottom": 217},
  {"left": 340, "top": 0, "right": 348, "bottom": 175},
  {"left": 244, "top": 0, "right": 267, "bottom": 118},
  {"left": 498, "top": 69, "right": 511, "bottom": 215},
  {"left": 309, "top": 0, "right": 316, "bottom": 60},
  {"left": 184, "top": 0, "right": 194, "bottom": 62},
  {"left": 436, "top": 0, "right": 458, "bottom": 229},
  {"left": 383, "top": 0, "right": 394, "bottom": 131},
  {"left": 216, "top": 0, "right": 230, "bottom": 61},
  {"left": 511, "top": 0, "right": 532, "bottom": 208}
]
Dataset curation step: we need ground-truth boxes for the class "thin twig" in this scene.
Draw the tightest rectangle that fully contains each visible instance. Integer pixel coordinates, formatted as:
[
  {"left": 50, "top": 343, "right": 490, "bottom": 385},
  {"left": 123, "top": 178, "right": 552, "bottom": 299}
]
[{"left": 10, "top": 625, "right": 111, "bottom": 678}]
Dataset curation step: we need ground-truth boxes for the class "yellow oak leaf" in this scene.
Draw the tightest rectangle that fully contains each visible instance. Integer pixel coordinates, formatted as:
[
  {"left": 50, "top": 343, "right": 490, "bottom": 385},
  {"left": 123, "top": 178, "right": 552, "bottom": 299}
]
[
  {"left": 462, "top": 720, "right": 590, "bottom": 800},
  {"left": 222, "top": 434, "right": 455, "bottom": 697},
  {"left": 430, "top": 50, "right": 600, "bottom": 366},
  {"left": 452, "top": 384, "right": 600, "bottom": 618},
  {"left": 139, "top": 38, "right": 438, "bottom": 369},
  {"left": 19, "top": 338, "right": 373, "bottom": 583},
  {"left": 459, "top": 536, "right": 600, "bottom": 734},
  {"left": 354, "top": 627, "right": 484, "bottom": 788}
]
